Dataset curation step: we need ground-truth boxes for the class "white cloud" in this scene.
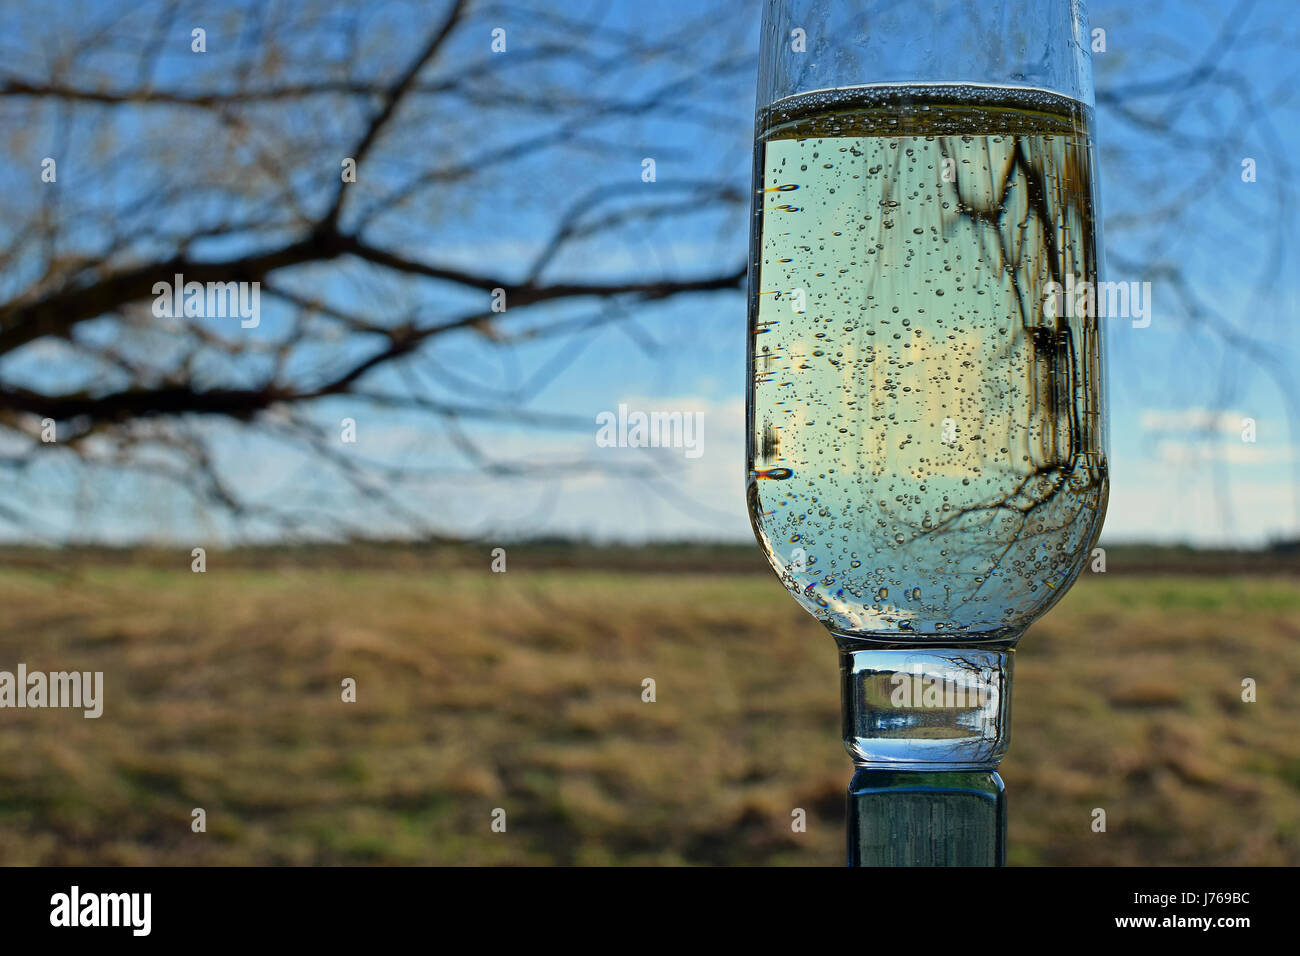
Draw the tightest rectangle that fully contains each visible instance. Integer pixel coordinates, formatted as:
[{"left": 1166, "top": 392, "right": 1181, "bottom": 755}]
[
  {"left": 1155, "top": 438, "right": 1294, "bottom": 466},
  {"left": 1140, "top": 408, "right": 1249, "bottom": 434}
]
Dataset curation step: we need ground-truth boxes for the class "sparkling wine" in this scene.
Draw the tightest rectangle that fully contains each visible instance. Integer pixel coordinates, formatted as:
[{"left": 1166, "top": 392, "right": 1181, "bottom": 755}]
[{"left": 747, "top": 84, "right": 1108, "bottom": 639}]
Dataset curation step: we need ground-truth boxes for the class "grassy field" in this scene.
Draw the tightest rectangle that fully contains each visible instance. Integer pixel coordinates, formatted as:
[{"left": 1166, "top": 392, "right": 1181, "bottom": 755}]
[{"left": 0, "top": 549, "right": 1297, "bottom": 865}]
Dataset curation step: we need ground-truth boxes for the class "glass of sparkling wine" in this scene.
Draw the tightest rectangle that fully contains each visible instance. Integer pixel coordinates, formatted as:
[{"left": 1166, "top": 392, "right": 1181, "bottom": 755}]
[{"left": 747, "top": 0, "right": 1108, "bottom": 865}]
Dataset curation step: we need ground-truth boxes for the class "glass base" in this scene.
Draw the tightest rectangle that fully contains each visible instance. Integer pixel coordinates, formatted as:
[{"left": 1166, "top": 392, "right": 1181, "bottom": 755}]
[{"left": 847, "top": 770, "right": 1006, "bottom": 866}]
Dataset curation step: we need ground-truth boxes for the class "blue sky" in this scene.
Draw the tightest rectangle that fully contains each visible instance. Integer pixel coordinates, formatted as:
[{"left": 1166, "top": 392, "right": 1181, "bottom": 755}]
[{"left": 0, "top": 0, "right": 1296, "bottom": 547}]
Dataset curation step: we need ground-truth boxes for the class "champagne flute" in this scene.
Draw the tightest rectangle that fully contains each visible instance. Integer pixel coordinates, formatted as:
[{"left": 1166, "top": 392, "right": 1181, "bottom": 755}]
[{"left": 747, "top": 0, "right": 1107, "bottom": 865}]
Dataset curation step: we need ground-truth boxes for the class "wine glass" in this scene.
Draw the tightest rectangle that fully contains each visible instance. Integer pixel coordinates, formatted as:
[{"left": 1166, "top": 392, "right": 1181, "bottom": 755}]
[{"left": 747, "top": 0, "right": 1107, "bottom": 865}]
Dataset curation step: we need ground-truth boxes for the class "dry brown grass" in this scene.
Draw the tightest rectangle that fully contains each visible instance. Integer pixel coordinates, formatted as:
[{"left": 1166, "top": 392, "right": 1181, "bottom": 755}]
[{"left": 0, "top": 560, "right": 1296, "bottom": 865}]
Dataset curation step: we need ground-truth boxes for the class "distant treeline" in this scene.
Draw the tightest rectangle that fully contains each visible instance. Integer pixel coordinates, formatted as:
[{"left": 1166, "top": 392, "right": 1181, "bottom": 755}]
[{"left": 0, "top": 539, "right": 1297, "bottom": 576}]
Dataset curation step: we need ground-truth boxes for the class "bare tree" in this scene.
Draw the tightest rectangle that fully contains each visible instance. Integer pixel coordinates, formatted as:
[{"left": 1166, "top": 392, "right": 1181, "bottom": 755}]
[
  {"left": 0, "top": 0, "right": 1294, "bottom": 543},
  {"left": 1089, "top": 0, "right": 1300, "bottom": 535},
  {"left": 0, "top": 0, "right": 755, "bottom": 541}
]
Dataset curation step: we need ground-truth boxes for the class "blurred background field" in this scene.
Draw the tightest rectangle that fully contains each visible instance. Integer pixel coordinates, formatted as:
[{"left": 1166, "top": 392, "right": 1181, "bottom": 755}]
[{"left": 0, "top": 543, "right": 1296, "bottom": 866}]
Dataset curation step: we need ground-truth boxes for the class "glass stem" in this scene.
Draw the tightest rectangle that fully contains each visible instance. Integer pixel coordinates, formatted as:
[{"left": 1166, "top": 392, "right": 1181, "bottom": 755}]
[
  {"left": 835, "top": 637, "right": 1015, "bottom": 866},
  {"left": 847, "top": 769, "right": 1006, "bottom": 866}
]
